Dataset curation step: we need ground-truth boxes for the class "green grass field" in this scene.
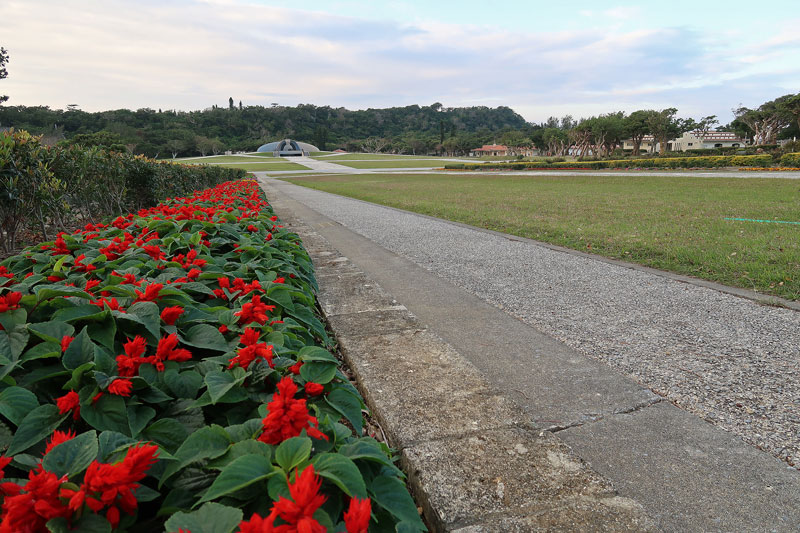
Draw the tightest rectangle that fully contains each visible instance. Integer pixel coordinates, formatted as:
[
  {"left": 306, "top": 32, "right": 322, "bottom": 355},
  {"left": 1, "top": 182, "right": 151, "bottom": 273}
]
[
  {"left": 219, "top": 162, "right": 309, "bottom": 171},
  {"left": 284, "top": 173, "right": 800, "bottom": 301},
  {"left": 333, "top": 160, "right": 451, "bottom": 169},
  {"left": 172, "top": 156, "right": 267, "bottom": 164}
]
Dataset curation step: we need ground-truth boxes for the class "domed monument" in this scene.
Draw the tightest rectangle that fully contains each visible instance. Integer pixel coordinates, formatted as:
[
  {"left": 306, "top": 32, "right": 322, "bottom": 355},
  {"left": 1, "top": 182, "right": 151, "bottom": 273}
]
[{"left": 256, "top": 139, "right": 319, "bottom": 157}]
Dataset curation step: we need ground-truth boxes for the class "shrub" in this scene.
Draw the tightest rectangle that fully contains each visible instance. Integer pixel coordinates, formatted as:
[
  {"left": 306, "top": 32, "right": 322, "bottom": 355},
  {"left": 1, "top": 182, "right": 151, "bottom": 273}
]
[{"left": 780, "top": 152, "right": 800, "bottom": 167}]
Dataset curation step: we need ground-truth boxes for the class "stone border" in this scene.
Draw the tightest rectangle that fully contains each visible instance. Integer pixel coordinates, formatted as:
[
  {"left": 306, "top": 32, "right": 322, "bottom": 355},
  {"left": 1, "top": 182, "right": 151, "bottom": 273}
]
[{"left": 286, "top": 218, "right": 655, "bottom": 531}]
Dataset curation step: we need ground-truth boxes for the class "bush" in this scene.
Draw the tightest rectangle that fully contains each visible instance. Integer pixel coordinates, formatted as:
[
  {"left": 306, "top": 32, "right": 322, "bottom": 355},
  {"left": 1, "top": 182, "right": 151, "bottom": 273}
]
[
  {"left": 452, "top": 154, "right": 776, "bottom": 172},
  {"left": 781, "top": 152, "right": 800, "bottom": 167},
  {"left": 0, "top": 129, "right": 245, "bottom": 251}
]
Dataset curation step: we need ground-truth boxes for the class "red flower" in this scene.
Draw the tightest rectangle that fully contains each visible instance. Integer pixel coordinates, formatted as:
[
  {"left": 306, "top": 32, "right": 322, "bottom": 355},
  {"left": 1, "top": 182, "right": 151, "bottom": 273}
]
[
  {"left": 344, "top": 497, "right": 372, "bottom": 533},
  {"left": 133, "top": 283, "right": 163, "bottom": 303},
  {"left": 0, "top": 456, "right": 11, "bottom": 479},
  {"left": 60, "top": 335, "right": 74, "bottom": 352},
  {"left": 56, "top": 390, "right": 81, "bottom": 421},
  {"left": 160, "top": 306, "right": 184, "bottom": 325},
  {"left": 273, "top": 277, "right": 285, "bottom": 284},
  {"left": 0, "top": 292, "right": 23, "bottom": 313},
  {"left": 239, "top": 465, "right": 326, "bottom": 533},
  {"left": 155, "top": 333, "right": 192, "bottom": 363},
  {"left": 234, "top": 294, "right": 275, "bottom": 325},
  {"left": 218, "top": 324, "right": 229, "bottom": 334},
  {"left": 304, "top": 383, "right": 324, "bottom": 397},
  {"left": 60, "top": 443, "right": 159, "bottom": 528},
  {"left": 84, "top": 279, "right": 101, "bottom": 293},
  {"left": 44, "top": 430, "right": 76, "bottom": 455},
  {"left": 116, "top": 336, "right": 148, "bottom": 377},
  {"left": 289, "top": 361, "right": 304, "bottom": 375},
  {"left": 90, "top": 296, "right": 123, "bottom": 312},
  {"left": 142, "top": 244, "right": 165, "bottom": 261},
  {"left": 247, "top": 224, "right": 258, "bottom": 232},
  {"left": 0, "top": 469, "right": 71, "bottom": 533},
  {"left": 109, "top": 379, "right": 133, "bottom": 397},
  {"left": 258, "top": 377, "right": 328, "bottom": 444}
]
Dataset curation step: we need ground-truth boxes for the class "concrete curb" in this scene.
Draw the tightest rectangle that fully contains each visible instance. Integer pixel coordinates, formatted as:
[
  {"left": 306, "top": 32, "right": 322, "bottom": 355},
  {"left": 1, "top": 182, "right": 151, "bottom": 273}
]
[{"left": 273, "top": 199, "right": 656, "bottom": 531}]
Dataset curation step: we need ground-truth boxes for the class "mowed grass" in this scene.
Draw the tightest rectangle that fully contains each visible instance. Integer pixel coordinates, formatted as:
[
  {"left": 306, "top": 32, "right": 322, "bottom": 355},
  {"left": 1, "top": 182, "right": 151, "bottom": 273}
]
[
  {"left": 217, "top": 161, "right": 309, "bottom": 171},
  {"left": 284, "top": 173, "right": 800, "bottom": 300},
  {"left": 333, "top": 160, "right": 451, "bottom": 169},
  {"left": 173, "top": 156, "right": 268, "bottom": 164}
]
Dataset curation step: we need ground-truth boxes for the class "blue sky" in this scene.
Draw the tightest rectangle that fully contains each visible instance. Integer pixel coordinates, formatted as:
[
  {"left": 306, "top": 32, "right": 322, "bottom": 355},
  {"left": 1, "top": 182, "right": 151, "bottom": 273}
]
[{"left": 3, "top": 0, "right": 798, "bottom": 124}]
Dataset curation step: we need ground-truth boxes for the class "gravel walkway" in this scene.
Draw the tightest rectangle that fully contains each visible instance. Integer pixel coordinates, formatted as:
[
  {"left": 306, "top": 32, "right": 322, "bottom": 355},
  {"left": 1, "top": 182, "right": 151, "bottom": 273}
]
[{"left": 270, "top": 178, "right": 800, "bottom": 467}]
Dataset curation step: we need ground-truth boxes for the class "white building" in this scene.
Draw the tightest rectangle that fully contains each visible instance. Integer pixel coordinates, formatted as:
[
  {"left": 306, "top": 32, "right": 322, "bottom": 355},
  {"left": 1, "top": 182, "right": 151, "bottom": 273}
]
[{"left": 671, "top": 131, "right": 744, "bottom": 151}]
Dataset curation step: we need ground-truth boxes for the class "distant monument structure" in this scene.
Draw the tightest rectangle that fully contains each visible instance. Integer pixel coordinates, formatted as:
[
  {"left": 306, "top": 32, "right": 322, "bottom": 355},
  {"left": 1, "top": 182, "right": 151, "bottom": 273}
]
[{"left": 256, "top": 139, "right": 319, "bottom": 157}]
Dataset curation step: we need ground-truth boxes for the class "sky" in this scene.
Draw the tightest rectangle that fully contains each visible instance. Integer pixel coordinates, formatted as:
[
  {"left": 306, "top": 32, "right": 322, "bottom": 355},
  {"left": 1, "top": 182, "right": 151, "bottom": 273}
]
[{"left": 3, "top": 0, "right": 799, "bottom": 124}]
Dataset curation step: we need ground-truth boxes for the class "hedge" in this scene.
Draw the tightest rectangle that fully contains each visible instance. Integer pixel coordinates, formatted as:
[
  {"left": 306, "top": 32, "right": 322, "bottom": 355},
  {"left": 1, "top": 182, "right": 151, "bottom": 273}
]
[
  {"left": 780, "top": 152, "right": 800, "bottom": 167},
  {"left": 0, "top": 130, "right": 246, "bottom": 252},
  {"left": 0, "top": 180, "right": 424, "bottom": 532},
  {"left": 445, "top": 154, "right": 776, "bottom": 171}
]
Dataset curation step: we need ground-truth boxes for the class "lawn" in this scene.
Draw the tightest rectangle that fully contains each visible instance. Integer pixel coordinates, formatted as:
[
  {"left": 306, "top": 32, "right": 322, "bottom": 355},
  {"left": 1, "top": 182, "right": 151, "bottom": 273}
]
[
  {"left": 218, "top": 161, "right": 309, "bottom": 171},
  {"left": 333, "top": 160, "right": 452, "bottom": 169},
  {"left": 172, "top": 155, "right": 268, "bottom": 164},
  {"left": 284, "top": 173, "right": 800, "bottom": 301}
]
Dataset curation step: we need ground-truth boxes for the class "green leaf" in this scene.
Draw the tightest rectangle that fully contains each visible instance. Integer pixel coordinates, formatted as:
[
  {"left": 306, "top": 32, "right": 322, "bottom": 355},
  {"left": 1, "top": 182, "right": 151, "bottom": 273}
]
[
  {"left": 34, "top": 284, "right": 93, "bottom": 302},
  {"left": 207, "top": 440, "right": 272, "bottom": 469},
  {"left": 52, "top": 304, "right": 107, "bottom": 323},
  {"left": 63, "top": 362, "right": 95, "bottom": 391},
  {"left": 370, "top": 475, "right": 426, "bottom": 528},
  {"left": 160, "top": 426, "right": 231, "bottom": 485},
  {"left": 297, "top": 345, "right": 337, "bottom": 363},
  {"left": 181, "top": 324, "right": 229, "bottom": 352},
  {"left": 20, "top": 341, "right": 60, "bottom": 363},
  {"left": 339, "top": 438, "right": 403, "bottom": 477},
  {"left": 325, "top": 388, "right": 364, "bottom": 435},
  {"left": 41, "top": 430, "right": 98, "bottom": 478},
  {"left": 143, "top": 418, "right": 189, "bottom": 454},
  {"left": 310, "top": 452, "right": 367, "bottom": 498},
  {"left": 127, "top": 301, "right": 161, "bottom": 339},
  {"left": 275, "top": 437, "right": 312, "bottom": 472},
  {"left": 127, "top": 404, "right": 156, "bottom": 438},
  {"left": 87, "top": 312, "right": 116, "bottom": 351},
  {"left": 62, "top": 326, "right": 95, "bottom": 370},
  {"left": 27, "top": 321, "right": 75, "bottom": 344},
  {"left": 81, "top": 393, "right": 130, "bottom": 435},
  {"left": 300, "top": 361, "right": 337, "bottom": 385},
  {"left": 165, "top": 370, "right": 203, "bottom": 399},
  {"left": 0, "top": 386, "right": 39, "bottom": 426},
  {"left": 204, "top": 370, "right": 245, "bottom": 404},
  {"left": 164, "top": 502, "right": 242, "bottom": 533},
  {"left": 47, "top": 514, "right": 111, "bottom": 533},
  {"left": 0, "top": 308, "right": 27, "bottom": 333},
  {"left": 7, "top": 404, "right": 67, "bottom": 455},
  {"left": 198, "top": 453, "right": 275, "bottom": 504},
  {"left": 0, "top": 324, "right": 30, "bottom": 362}
]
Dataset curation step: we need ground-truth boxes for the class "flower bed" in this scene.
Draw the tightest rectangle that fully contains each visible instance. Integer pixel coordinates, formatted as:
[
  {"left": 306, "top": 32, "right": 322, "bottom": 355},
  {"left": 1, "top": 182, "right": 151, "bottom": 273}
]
[{"left": 0, "top": 180, "right": 424, "bottom": 532}]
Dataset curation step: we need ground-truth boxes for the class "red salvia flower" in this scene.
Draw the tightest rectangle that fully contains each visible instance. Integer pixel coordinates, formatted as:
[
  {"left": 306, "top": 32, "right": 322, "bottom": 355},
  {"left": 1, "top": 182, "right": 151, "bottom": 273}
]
[
  {"left": 60, "top": 335, "right": 74, "bottom": 352},
  {"left": 142, "top": 244, "right": 165, "bottom": 261},
  {"left": 344, "top": 497, "right": 372, "bottom": 533},
  {"left": 44, "top": 430, "right": 76, "bottom": 455},
  {"left": 0, "top": 456, "right": 12, "bottom": 479},
  {"left": 258, "top": 377, "right": 328, "bottom": 445},
  {"left": 234, "top": 294, "right": 275, "bottom": 325},
  {"left": 60, "top": 443, "right": 159, "bottom": 528},
  {"left": 0, "top": 292, "right": 23, "bottom": 313},
  {"left": 133, "top": 283, "right": 163, "bottom": 303},
  {"left": 0, "top": 469, "right": 71, "bottom": 533},
  {"left": 90, "top": 296, "right": 123, "bottom": 312},
  {"left": 271, "top": 465, "right": 327, "bottom": 533},
  {"left": 160, "top": 306, "right": 184, "bottom": 325},
  {"left": 155, "top": 333, "right": 192, "bottom": 363},
  {"left": 116, "top": 336, "right": 148, "bottom": 377},
  {"left": 109, "top": 379, "right": 133, "bottom": 397},
  {"left": 289, "top": 361, "right": 303, "bottom": 375},
  {"left": 304, "top": 383, "right": 324, "bottom": 397},
  {"left": 56, "top": 391, "right": 81, "bottom": 421}
]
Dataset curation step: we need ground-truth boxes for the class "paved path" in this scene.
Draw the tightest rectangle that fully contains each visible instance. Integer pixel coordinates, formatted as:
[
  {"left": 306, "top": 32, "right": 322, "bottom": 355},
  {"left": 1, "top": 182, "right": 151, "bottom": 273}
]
[{"left": 258, "top": 174, "right": 800, "bottom": 532}]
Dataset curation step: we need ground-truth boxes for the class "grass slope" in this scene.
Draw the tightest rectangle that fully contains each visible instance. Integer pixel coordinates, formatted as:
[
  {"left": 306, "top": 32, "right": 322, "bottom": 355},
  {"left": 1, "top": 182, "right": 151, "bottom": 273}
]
[
  {"left": 285, "top": 173, "right": 800, "bottom": 301},
  {"left": 333, "top": 160, "right": 451, "bottom": 169}
]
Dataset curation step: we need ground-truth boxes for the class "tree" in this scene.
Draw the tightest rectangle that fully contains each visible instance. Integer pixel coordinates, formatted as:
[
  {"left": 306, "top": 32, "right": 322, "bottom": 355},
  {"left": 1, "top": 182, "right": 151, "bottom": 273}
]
[
  {"left": 229, "top": 97, "right": 234, "bottom": 110},
  {"left": 239, "top": 100, "right": 243, "bottom": 110},
  {"left": 0, "top": 47, "right": 9, "bottom": 105},
  {"left": 166, "top": 139, "right": 185, "bottom": 159},
  {"left": 697, "top": 115, "right": 718, "bottom": 134},
  {"left": 625, "top": 110, "right": 651, "bottom": 156},
  {"left": 646, "top": 108, "right": 681, "bottom": 155},
  {"left": 542, "top": 128, "right": 568, "bottom": 156},
  {"left": 312, "top": 126, "right": 328, "bottom": 151},
  {"left": 733, "top": 96, "right": 793, "bottom": 145}
]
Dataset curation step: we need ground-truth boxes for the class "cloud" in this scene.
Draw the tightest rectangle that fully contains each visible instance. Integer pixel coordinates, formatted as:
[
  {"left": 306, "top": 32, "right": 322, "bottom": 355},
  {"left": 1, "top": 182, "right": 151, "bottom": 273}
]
[{"left": 1, "top": 0, "right": 797, "bottom": 124}]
